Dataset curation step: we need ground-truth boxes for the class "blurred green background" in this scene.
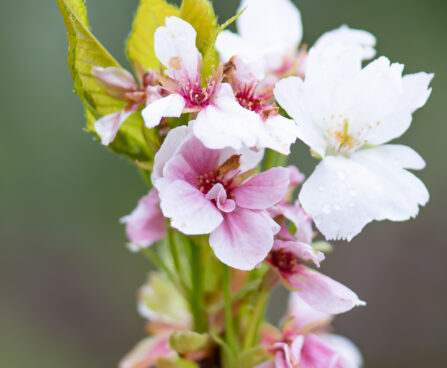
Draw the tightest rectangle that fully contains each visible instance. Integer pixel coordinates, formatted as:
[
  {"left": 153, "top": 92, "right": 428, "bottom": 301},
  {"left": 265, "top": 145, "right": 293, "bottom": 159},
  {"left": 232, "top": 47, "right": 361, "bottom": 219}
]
[{"left": 1, "top": 0, "right": 446, "bottom": 367}]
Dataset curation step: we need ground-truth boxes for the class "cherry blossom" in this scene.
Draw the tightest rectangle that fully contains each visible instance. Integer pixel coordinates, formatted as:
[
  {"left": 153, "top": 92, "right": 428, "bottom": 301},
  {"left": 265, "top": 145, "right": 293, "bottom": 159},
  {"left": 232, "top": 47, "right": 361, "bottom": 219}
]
[
  {"left": 152, "top": 126, "right": 289, "bottom": 270},
  {"left": 268, "top": 202, "right": 365, "bottom": 314},
  {"left": 91, "top": 66, "right": 159, "bottom": 145},
  {"left": 257, "top": 294, "right": 363, "bottom": 368},
  {"left": 120, "top": 189, "right": 166, "bottom": 249},
  {"left": 275, "top": 41, "right": 433, "bottom": 240}
]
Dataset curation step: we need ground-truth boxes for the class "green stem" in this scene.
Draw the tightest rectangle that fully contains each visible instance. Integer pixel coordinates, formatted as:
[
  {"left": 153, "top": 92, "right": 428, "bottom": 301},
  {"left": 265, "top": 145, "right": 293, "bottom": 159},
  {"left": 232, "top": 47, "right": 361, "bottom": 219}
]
[
  {"left": 140, "top": 247, "right": 184, "bottom": 294},
  {"left": 167, "top": 228, "right": 190, "bottom": 293},
  {"left": 263, "top": 149, "right": 276, "bottom": 170},
  {"left": 189, "top": 239, "right": 207, "bottom": 332},
  {"left": 242, "top": 285, "right": 270, "bottom": 350},
  {"left": 223, "top": 265, "right": 238, "bottom": 355}
]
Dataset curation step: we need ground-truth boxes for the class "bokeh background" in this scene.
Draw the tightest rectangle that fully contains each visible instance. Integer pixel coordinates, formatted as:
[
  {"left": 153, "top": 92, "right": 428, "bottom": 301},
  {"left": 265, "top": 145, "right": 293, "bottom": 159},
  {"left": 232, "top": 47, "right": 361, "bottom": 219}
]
[{"left": 1, "top": 0, "right": 446, "bottom": 366}]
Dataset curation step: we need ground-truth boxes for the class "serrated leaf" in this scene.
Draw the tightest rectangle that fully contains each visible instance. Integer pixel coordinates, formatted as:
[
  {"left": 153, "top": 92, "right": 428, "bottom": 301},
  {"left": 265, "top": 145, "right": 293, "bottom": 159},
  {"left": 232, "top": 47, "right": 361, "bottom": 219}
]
[
  {"left": 180, "top": 0, "right": 217, "bottom": 53},
  {"left": 58, "top": 0, "right": 152, "bottom": 160},
  {"left": 127, "top": 0, "right": 180, "bottom": 72}
]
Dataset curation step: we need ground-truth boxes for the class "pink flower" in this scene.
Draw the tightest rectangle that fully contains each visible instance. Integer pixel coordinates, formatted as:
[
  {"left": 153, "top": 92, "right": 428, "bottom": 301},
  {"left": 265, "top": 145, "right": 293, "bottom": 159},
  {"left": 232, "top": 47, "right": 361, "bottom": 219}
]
[
  {"left": 120, "top": 189, "right": 167, "bottom": 248},
  {"left": 152, "top": 126, "right": 289, "bottom": 270},
  {"left": 222, "top": 56, "right": 300, "bottom": 154},
  {"left": 91, "top": 66, "right": 159, "bottom": 145},
  {"left": 267, "top": 202, "right": 365, "bottom": 314},
  {"left": 257, "top": 294, "right": 363, "bottom": 368}
]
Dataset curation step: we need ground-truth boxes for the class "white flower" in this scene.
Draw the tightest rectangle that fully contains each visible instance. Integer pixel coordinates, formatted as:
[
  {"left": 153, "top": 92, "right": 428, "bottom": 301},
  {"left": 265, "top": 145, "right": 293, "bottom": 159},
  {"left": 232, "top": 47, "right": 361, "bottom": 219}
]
[
  {"left": 216, "top": 0, "right": 303, "bottom": 75},
  {"left": 274, "top": 42, "right": 433, "bottom": 240}
]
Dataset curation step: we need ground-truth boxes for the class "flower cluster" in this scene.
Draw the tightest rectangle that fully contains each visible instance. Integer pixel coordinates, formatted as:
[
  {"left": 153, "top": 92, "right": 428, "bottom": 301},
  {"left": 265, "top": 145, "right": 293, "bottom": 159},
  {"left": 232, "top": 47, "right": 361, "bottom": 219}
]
[{"left": 59, "top": 0, "right": 433, "bottom": 367}]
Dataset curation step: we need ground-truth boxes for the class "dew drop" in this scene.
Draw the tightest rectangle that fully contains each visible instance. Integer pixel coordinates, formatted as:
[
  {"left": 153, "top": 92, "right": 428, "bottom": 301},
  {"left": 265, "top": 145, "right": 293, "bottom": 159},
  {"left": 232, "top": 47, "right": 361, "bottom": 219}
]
[
  {"left": 318, "top": 185, "right": 325, "bottom": 192},
  {"left": 349, "top": 189, "right": 357, "bottom": 197},
  {"left": 322, "top": 204, "right": 331, "bottom": 214},
  {"left": 334, "top": 204, "right": 341, "bottom": 211}
]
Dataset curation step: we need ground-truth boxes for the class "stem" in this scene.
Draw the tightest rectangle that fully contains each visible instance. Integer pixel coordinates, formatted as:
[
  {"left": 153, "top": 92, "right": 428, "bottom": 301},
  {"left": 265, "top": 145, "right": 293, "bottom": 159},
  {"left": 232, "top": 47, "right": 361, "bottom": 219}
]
[
  {"left": 140, "top": 247, "right": 183, "bottom": 292},
  {"left": 222, "top": 265, "right": 238, "bottom": 355},
  {"left": 263, "top": 149, "right": 276, "bottom": 170},
  {"left": 189, "top": 239, "right": 207, "bottom": 332},
  {"left": 167, "top": 228, "right": 190, "bottom": 293},
  {"left": 242, "top": 285, "right": 270, "bottom": 350}
]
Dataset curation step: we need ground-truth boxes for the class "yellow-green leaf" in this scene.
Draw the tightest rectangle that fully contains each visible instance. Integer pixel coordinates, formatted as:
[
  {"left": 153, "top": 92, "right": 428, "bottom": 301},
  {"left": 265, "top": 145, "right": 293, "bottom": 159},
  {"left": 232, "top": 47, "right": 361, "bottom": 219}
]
[
  {"left": 58, "top": 0, "right": 151, "bottom": 160},
  {"left": 180, "top": 0, "right": 218, "bottom": 54},
  {"left": 127, "top": 0, "right": 180, "bottom": 72}
]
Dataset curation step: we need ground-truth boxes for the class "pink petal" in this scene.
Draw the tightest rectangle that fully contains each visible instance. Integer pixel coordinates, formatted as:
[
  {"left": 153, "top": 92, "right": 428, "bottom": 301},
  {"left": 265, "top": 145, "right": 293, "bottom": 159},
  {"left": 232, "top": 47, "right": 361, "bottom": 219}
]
[
  {"left": 92, "top": 66, "right": 137, "bottom": 99},
  {"left": 233, "top": 167, "right": 290, "bottom": 210},
  {"left": 94, "top": 109, "right": 133, "bottom": 146},
  {"left": 286, "top": 293, "right": 332, "bottom": 334},
  {"left": 206, "top": 183, "right": 236, "bottom": 213},
  {"left": 276, "top": 202, "right": 313, "bottom": 244},
  {"left": 160, "top": 180, "right": 223, "bottom": 235},
  {"left": 287, "top": 165, "right": 305, "bottom": 186},
  {"left": 209, "top": 208, "right": 279, "bottom": 270},
  {"left": 274, "top": 240, "right": 324, "bottom": 267},
  {"left": 282, "top": 265, "right": 366, "bottom": 314},
  {"left": 152, "top": 126, "right": 191, "bottom": 188},
  {"left": 119, "top": 334, "right": 175, "bottom": 368},
  {"left": 300, "top": 334, "right": 342, "bottom": 368},
  {"left": 121, "top": 189, "right": 166, "bottom": 247}
]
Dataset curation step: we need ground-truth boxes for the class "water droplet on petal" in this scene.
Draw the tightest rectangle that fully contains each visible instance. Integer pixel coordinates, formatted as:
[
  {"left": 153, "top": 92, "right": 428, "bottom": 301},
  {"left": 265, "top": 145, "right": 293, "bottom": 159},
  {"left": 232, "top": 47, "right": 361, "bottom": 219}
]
[
  {"left": 318, "top": 185, "right": 325, "bottom": 192},
  {"left": 322, "top": 204, "right": 331, "bottom": 214},
  {"left": 349, "top": 190, "right": 357, "bottom": 197},
  {"left": 334, "top": 204, "right": 341, "bottom": 211}
]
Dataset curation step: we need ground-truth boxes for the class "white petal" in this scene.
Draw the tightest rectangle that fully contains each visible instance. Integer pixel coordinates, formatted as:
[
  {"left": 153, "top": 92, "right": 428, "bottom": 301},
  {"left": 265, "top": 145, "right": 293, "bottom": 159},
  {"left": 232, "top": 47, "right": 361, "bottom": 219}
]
[
  {"left": 299, "top": 147, "right": 429, "bottom": 240},
  {"left": 152, "top": 126, "right": 191, "bottom": 187},
  {"left": 340, "top": 57, "right": 404, "bottom": 129},
  {"left": 237, "top": 0, "right": 302, "bottom": 71},
  {"left": 215, "top": 30, "right": 261, "bottom": 65},
  {"left": 274, "top": 77, "right": 327, "bottom": 157},
  {"left": 142, "top": 94, "right": 185, "bottom": 129},
  {"left": 313, "top": 25, "right": 376, "bottom": 60},
  {"left": 258, "top": 114, "right": 299, "bottom": 155},
  {"left": 159, "top": 180, "right": 223, "bottom": 235},
  {"left": 367, "top": 72, "right": 434, "bottom": 145},
  {"left": 94, "top": 109, "right": 133, "bottom": 146},
  {"left": 191, "top": 83, "right": 262, "bottom": 150},
  {"left": 154, "top": 16, "right": 200, "bottom": 80}
]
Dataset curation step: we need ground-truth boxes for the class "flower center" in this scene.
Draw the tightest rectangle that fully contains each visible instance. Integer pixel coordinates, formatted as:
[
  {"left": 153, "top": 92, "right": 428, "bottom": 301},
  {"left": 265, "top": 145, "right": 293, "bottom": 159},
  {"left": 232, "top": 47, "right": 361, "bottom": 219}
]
[
  {"left": 271, "top": 249, "right": 298, "bottom": 272},
  {"left": 325, "top": 115, "right": 378, "bottom": 154},
  {"left": 197, "top": 170, "right": 233, "bottom": 195},
  {"left": 179, "top": 77, "right": 218, "bottom": 109}
]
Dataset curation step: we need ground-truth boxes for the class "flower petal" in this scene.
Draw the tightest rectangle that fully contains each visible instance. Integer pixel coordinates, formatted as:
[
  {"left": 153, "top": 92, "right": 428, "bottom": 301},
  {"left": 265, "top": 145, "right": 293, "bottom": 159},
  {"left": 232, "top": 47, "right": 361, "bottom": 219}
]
[
  {"left": 274, "top": 240, "right": 324, "bottom": 267},
  {"left": 274, "top": 77, "right": 327, "bottom": 157},
  {"left": 287, "top": 293, "right": 332, "bottom": 334},
  {"left": 206, "top": 183, "right": 236, "bottom": 213},
  {"left": 92, "top": 66, "right": 137, "bottom": 99},
  {"left": 142, "top": 94, "right": 186, "bottom": 129},
  {"left": 94, "top": 109, "right": 133, "bottom": 146},
  {"left": 160, "top": 180, "right": 223, "bottom": 235},
  {"left": 119, "top": 334, "right": 175, "bottom": 368},
  {"left": 257, "top": 114, "right": 300, "bottom": 155},
  {"left": 299, "top": 147, "right": 429, "bottom": 241},
  {"left": 283, "top": 265, "right": 365, "bottom": 314},
  {"left": 191, "top": 83, "right": 262, "bottom": 150},
  {"left": 322, "top": 334, "right": 363, "bottom": 368},
  {"left": 313, "top": 25, "right": 376, "bottom": 60},
  {"left": 121, "top": 189, "right": 166, "bottom": 247},
  {"left": 237, "top": 0, "right": 303, "bottom": 71},
  {"left": 300, "top": 334, "right": 343, "bottom": 368},
  {"left": 154, "top": 16, "right": 200, "bottom": 80},
  {"left": 367, "top": 72, "right": 434, "bottom": 145},
  {"left": 233, "top": 167, "right": 290, "bottom": 210},
  {"left": 152, "top": 126, "right": 191, "bottom": 186},
  {"left": 210, "top": 208, "right": 279, "bottom": 270}
]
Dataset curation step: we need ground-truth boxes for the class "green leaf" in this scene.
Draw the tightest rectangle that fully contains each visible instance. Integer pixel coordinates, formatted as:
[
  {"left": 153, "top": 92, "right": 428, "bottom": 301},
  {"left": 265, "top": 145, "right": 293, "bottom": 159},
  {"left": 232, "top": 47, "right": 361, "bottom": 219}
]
[
  {"left": 180, "top": 0, "right": 218, "bottom": 54},
  {"left": 58, "top": 0, "right": 152, "bottom": 161},
  {"left": 157, "top": 357, "right": 199, "bottom": 368},
  {"left": 237, "top": 346, "right": 269, "bottom": 368},
  {"left": 127, "top": 0, "right": 180, "bottom": 71},
  {"left": 201, "top": 8, "right": 245, "bottom": 79}
]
